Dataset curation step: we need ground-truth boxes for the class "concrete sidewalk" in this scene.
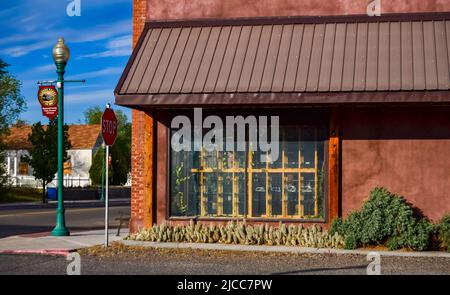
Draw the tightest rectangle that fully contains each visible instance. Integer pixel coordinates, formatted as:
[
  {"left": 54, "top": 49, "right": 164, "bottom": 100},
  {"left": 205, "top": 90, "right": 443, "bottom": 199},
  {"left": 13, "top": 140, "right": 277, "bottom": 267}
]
[
  {"left": 1, "top": 228, "right": 449, "bottom": 259},
  {"left": 0, "top": 229, "right": 129, "bottom": 255},
  {"left": 123, "top": 240, "right": 450, "bottom": 258}
]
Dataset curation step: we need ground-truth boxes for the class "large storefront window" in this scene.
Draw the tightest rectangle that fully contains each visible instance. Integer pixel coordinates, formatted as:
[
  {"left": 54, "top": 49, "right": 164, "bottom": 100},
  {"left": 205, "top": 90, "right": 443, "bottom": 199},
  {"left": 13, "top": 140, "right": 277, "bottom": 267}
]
[{"left": 170, "top": 115, "right": 327, "bottom": 220}]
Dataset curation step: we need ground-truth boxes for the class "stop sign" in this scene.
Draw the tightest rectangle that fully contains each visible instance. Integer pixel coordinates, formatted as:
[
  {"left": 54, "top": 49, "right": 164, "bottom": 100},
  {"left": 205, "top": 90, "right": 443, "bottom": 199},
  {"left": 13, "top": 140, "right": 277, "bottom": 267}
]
[{"left": 102, "top": 107, "right": 117, "bottom": 146}]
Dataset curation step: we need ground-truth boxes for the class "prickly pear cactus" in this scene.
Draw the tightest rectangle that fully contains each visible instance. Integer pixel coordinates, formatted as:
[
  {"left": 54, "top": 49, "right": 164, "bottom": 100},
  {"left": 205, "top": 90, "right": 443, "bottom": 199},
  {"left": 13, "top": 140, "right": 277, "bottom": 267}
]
[{"left": 126, "top": 220, "right": 345, "bottom": 249}]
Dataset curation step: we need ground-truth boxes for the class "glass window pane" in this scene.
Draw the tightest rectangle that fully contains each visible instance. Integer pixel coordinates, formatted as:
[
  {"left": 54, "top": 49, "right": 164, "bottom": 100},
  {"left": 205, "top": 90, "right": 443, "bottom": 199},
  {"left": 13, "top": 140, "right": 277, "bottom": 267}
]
[
  {"left": 285, "top": 173, "right": 299, "bottom": 216},
  {"left": 301, "top": 173, "right": 315, "bottom": 216},
  {"left": 188, "top": 173, "right": 200, "bottom": 216},
  {"left": 252, "top": 173, "right": 266, "bottom": 217},
  {"left": 170, "top": 115, "right": 327, "bottom": 221},
  {"left": 269, "top": 173, "right": 282, "bottom": 216},
  {"left": 235, "top": 151, "right": 246, "bottom": 169},
  {"left": 285, "top": 128, "right": 300, "bottom": 168},
  {"left": 222, "top": 173, "right": 233, "bottom": 215},
  {"left": 204, "top": 173, "right": 218, "bottom": 215},
  {"left": 170, "top": 152, "right": 188, "bottom": 216}
]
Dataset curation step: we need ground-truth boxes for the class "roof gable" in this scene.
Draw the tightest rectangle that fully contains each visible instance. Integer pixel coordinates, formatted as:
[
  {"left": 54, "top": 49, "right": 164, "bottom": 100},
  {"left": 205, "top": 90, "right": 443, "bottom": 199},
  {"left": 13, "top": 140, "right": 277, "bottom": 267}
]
[{"left": 4, "top": 125, "right": 101, "bottom": 150}]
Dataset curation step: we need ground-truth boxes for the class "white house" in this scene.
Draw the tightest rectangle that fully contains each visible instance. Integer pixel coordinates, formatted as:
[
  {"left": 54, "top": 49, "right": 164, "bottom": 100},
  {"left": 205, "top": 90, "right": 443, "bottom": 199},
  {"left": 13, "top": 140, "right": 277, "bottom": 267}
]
[{"left": 3, "top": 125, "right": 102, "bottom": 188}]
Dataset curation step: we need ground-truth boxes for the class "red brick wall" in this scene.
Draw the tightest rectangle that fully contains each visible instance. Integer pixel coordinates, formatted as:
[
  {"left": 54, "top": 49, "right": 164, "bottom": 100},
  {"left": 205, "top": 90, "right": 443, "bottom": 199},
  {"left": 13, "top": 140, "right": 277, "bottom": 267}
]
[
  {"left": 147, "top": 0, "right": 450, "bottom": 20},
  {"left": 130, "top": 0, "right": 149, "bottom": 232}
]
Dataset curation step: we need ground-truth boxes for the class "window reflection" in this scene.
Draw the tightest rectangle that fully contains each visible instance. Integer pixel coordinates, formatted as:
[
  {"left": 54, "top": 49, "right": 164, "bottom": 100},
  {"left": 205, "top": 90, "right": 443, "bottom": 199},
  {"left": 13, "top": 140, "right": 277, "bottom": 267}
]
[{"left": 170, "top": 124, "right": 326, "bottom": 220}]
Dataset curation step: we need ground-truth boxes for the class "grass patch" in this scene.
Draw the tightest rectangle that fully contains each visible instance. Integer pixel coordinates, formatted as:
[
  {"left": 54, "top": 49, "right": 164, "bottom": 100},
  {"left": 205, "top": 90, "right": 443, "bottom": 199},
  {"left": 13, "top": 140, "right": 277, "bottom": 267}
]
[{"left": 0, "top": 187, "right": 42, "bottom": 203}]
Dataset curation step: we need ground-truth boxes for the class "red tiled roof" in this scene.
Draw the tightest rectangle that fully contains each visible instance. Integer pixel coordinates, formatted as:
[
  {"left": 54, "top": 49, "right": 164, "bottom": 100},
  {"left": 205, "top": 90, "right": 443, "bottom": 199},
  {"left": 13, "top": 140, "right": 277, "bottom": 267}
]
[{"left": 4, "top": 125, "right": 101, "bottom": 150}]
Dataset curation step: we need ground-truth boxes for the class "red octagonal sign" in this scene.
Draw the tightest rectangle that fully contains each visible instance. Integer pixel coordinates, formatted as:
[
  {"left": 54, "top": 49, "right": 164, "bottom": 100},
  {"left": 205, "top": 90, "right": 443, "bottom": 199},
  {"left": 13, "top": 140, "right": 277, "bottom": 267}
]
[{"left": 102, "top": 107, "right": 117, "bottom": 146}]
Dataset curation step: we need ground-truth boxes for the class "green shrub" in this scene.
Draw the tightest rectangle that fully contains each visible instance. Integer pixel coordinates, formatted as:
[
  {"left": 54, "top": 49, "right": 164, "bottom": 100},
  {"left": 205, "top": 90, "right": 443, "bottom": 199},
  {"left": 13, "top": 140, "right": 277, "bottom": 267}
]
[
  {"left": 437, "top": 214, "right": 450, "bottom": 252},
  {"left": 89, "top": 148, "right": 104, "bottom": 186},
  {"left": 344, "top": 233, "right": 358, "bottom": 250},
  {"left": 0, "top": 186, "right": 42, "bottom": 203},
  {"left": 329, "top": 217, "right": 344, "bottom": 236},
  {"left": 331, "top": 187, "right": 434, "bottom": 251}
]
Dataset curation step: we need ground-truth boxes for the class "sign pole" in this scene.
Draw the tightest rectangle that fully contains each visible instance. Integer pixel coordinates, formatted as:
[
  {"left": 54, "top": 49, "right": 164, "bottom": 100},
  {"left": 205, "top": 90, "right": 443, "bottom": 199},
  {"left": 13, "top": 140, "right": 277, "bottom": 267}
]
[
  {"left": 100, "top": 142, "right": 105, "bottom": 202},
  {"left": 104, "top": 144, "right": 109, "bottom": 247},
  {"left": 101, "top": 103, "right": 117, "bottom": 248}
]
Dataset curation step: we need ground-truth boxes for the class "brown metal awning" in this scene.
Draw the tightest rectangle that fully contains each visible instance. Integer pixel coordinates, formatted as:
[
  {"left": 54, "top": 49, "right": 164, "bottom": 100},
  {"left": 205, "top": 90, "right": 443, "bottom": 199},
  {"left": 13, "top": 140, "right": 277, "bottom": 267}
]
[{"left": 115, "top": 13, "right": 450, "bottom": 108}]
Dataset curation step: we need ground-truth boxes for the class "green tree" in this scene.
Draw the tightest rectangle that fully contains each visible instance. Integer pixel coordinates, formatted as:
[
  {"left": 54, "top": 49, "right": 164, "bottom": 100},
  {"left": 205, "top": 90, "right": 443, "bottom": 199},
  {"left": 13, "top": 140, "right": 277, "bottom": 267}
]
[
  {"left": 83, "top": 105, "right": 128, "bottom": 128},
  {"left": 0, "top": 58, "right": 26, "bottom": 192},
  {"left": 25, "top": 119, "right": 71, "bottom": 203},
  {"left": 85, "top": 106, "right": 131, "bottom": 185}
]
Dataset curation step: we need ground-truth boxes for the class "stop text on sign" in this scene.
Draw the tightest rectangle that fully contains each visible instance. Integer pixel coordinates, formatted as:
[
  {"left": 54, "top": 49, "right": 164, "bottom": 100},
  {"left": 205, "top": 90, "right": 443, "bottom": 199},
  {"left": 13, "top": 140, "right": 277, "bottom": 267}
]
[
  {"left": 101, "top": 107, "right": 118, "bottom": 146},
  {"left": 103, "top": 120, "right": 116, "bottom": 135}
]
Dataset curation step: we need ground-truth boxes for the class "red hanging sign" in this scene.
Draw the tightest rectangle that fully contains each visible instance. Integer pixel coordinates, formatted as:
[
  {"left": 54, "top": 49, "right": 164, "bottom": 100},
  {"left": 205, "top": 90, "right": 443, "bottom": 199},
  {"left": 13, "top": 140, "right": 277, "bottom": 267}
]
[{"left": 38, "top": 85, "right": 58, "bottom": 119}]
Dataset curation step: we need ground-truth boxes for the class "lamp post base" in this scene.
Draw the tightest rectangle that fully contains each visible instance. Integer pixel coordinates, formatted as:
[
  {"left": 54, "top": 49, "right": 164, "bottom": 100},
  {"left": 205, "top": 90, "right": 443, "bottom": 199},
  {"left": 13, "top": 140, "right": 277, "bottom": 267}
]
[{"left": 51, "top": 227, "right": 70, "bottom": 236}]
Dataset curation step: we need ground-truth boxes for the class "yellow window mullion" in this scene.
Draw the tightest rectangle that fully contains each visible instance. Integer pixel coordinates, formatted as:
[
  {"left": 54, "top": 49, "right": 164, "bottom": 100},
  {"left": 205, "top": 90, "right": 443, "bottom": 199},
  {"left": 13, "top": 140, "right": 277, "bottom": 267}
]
[
  {"left": 247, "top": 149, "right": 253, "bottom": 218},
  {"left": 314, "top": 130, "right": 319, "bottom": 217},
  {"left": 298, "top": 128, "right": 304, "bottom": 217}
]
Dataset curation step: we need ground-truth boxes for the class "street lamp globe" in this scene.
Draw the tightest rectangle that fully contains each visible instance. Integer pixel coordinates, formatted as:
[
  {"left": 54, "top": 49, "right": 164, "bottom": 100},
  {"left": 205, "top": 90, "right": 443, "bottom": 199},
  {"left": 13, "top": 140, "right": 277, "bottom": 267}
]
[{"left": 52, "top": 37, "right": 70, "bottom": 64}]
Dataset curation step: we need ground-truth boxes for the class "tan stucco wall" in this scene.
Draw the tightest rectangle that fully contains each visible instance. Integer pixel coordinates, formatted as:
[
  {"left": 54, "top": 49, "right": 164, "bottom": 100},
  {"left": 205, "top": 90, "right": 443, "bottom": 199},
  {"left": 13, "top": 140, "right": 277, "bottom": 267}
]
[
  {"left": 341, "top": 107, "right": 450, "bottom": 222},
  {"left": 147, "top": 0, "right": 450, "bottom": 20},
  {"left": 135, "top": 0, "right": 450, "bottom": 224}
]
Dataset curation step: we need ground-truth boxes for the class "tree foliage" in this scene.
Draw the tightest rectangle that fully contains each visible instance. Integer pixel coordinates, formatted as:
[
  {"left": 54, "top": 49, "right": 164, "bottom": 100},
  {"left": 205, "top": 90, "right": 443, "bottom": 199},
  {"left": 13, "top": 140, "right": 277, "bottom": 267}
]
[
  {"left": 83, "top": 105, "right": 128, "bottom": 129},
  {"left": 0, "top": 58, "right": 26, "bottom": 192},
  {"left": 89, "top": 147, "right": 106, "bottom": 185},
  {"left": 85, "top": 106, "right": 130, "bottom": 185},
  {"left": 24, "top": 118, "right": 71, "bottom": 203}
]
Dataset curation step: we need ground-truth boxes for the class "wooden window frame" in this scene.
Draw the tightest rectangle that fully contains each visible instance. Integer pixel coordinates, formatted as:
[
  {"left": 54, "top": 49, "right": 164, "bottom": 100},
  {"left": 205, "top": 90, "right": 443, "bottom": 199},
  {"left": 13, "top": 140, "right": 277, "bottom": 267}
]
[
  {"left": 155, "top": 108, "right": 339, "bottom": 225},
  {"left": 167, "top": 120, "right": 331, "bottom": 222}
]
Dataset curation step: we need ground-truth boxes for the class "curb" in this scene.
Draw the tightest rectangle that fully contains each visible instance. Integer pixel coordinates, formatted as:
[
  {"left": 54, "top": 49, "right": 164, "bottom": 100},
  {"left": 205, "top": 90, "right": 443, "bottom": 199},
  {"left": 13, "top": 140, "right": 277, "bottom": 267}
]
[
  {"left": 0, "top": 249, "right": 71, "bottom": 256},
  {"left": 122, "top": 240, "right": 450, "bottom": 258}
]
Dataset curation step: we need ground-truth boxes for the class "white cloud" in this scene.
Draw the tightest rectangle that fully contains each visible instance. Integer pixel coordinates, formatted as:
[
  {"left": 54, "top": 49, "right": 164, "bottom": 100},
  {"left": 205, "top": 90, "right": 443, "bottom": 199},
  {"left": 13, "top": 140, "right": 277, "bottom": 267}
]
[
  {"left": 77, "top": 34, "right": 132, "bottom": 59},
  {"left": 66, "top": 67, "right": 123, "bottom": 80},
  {"left": 70, "top": 20, "right": 132, "bottom": 43},
  {"left": 20, "top": 14, "right": 38, "bottom": 24},
  {"left": 108, "top": 35, "right": 132, "bottom": 49},
  {"left": 21, "top": 64, "right": 55, "bottom": 75},
  {"left": 0, "top": 19, "right": 131, "bottom": 57},
  {"left": 76, "top": 49, "right": 131, "bottom": 59},
  {"left": 0, "top": 40, "right": 54, "bottom": 57},
  {"left": 65, "top": 89, "right": 114, "bottom": 104},
  {"left": 0, "top": 5, "right": 22, "bottom": 18}
]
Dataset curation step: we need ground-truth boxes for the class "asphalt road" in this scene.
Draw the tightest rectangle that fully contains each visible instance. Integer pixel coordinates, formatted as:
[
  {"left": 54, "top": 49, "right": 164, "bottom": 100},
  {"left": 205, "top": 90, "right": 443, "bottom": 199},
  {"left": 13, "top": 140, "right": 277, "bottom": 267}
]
[
  {"left": 1, "top": 248, "right": 450, "bottom": 275},
  {"left": 0, "top": 204, "right": 130, "bottom": 238}
]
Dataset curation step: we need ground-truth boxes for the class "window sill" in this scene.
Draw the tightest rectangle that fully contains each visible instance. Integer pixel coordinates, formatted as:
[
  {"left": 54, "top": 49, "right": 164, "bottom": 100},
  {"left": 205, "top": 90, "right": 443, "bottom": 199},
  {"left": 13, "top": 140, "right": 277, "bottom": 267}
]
[{"left": 168, "top": 216, "right": 326, "bottom": 223}]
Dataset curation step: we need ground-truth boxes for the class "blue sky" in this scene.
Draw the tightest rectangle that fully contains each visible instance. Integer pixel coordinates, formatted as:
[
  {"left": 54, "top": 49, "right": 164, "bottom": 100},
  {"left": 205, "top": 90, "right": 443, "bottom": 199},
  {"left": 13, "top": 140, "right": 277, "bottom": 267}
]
[{"left": 0, "top": 0, "right": 132, "bottom": 124}]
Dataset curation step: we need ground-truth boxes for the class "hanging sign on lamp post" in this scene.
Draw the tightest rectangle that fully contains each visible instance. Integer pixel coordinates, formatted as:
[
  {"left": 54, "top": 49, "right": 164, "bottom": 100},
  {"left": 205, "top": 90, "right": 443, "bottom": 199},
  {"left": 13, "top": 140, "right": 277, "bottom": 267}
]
[{"left": 37, "top": 85, "right": 58, "bottom": 119}]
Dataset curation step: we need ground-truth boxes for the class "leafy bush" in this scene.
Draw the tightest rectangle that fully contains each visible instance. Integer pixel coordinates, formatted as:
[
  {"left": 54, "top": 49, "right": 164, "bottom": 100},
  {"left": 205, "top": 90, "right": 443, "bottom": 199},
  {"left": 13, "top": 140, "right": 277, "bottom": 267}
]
[
  {"left": 89, "top": 148, "right": 105, "bottom": 185},
  {"left": 330, "top": 187, "right": 434, "bottom": 251},
  {"left": 437, "top": 214, "right": 450, "bottom": 252},
  {"left": 128, "top": 221, "right": 345, "bottom": 248},
  {"left": 0, "top": 186, "right": 42, "bottom": 203}
]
